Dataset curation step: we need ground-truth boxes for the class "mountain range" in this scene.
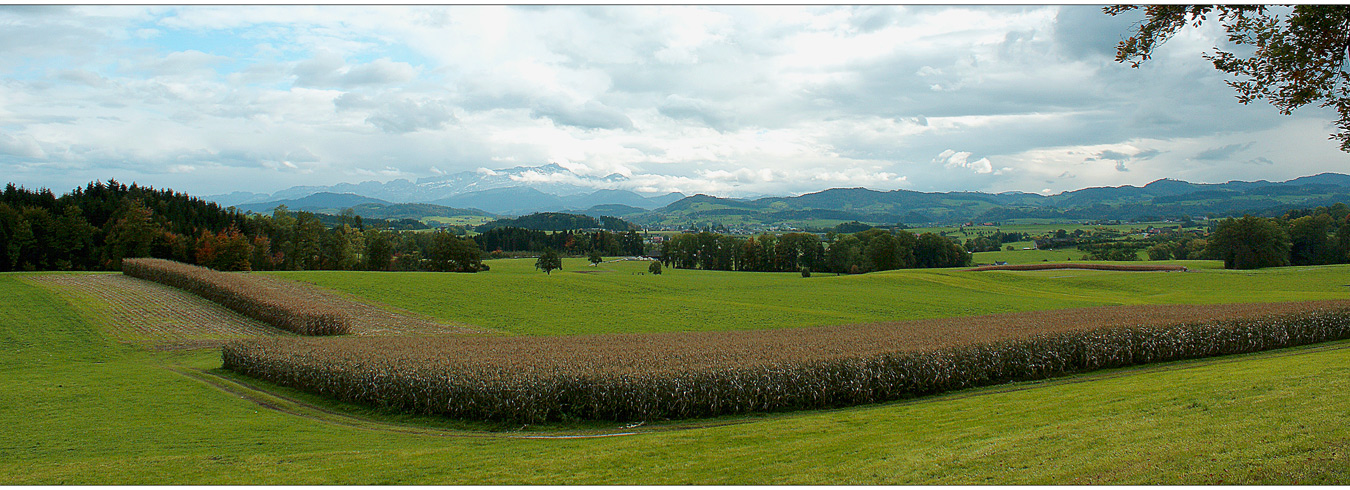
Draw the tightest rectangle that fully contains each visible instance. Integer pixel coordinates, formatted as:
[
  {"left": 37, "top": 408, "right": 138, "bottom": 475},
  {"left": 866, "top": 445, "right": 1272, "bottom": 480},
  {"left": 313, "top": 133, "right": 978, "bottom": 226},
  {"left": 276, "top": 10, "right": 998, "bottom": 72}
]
[{"left": 207, "top": 164, "right": 1350, "bottom": 228}]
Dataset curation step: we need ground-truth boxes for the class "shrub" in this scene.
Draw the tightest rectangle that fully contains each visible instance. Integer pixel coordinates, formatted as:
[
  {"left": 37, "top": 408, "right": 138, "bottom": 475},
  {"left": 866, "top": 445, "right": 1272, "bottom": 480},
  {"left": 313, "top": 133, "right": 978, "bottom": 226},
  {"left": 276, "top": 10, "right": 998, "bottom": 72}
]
[
  {"left": 123, "top": 258, "right": 350, "bottom": 335},
  {"left": 649, "top": 261, "right": 662, "bottom": 275}
]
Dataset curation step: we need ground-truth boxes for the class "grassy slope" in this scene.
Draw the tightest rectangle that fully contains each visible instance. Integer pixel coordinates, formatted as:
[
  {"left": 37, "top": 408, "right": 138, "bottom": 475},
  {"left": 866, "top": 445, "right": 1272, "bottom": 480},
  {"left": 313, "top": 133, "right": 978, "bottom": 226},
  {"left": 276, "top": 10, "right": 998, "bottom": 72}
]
[
  {"left": 2, "top": 273, "right": 1348, "bottom": 484},
  {"left": 269, "top": 259, "right": 1350, "bottom": 336}
]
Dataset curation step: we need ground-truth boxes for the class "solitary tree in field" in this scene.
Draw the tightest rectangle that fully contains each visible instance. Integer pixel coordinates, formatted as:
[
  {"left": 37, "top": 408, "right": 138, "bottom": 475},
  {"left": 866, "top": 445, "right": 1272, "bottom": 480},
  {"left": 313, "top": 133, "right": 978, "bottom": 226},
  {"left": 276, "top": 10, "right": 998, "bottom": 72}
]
[
  {"left": 536, "top": 248, "right": 562, "bottom": 275},
  {"left": 587, "top": 249, "right": 603, "bottom": 266},
  {"left": 1107, "top": 5, "right": 1350, "bottom": 151},
  {"left": 648, "top": 260, "right": 662, "bottom": 275}
]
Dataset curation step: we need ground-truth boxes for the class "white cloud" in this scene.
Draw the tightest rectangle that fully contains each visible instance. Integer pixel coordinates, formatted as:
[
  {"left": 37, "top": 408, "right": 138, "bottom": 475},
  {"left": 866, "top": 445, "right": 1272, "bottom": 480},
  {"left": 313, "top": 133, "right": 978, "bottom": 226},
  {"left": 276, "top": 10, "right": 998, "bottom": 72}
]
[
  {"left": 0, "top": 5, "right": 1344, "bottom": 198},
  {"left": 935, "top": 149, "right": 993, "bottom": 174}
]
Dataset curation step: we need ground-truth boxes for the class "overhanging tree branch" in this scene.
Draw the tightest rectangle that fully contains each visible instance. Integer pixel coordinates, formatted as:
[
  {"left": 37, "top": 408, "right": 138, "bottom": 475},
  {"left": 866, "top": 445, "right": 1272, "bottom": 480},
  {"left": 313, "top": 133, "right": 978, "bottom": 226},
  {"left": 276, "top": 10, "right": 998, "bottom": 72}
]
[{"left": 1109, "top": 5, "right": 1350, "bottom": 152}]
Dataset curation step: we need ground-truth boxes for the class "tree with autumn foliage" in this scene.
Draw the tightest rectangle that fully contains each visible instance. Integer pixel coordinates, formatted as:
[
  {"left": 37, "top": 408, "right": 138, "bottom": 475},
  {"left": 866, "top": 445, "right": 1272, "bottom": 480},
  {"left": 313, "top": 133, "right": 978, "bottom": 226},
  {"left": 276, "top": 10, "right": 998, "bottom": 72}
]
[{"left": 194, "top": 223, "right": 254, "bottom": 271}]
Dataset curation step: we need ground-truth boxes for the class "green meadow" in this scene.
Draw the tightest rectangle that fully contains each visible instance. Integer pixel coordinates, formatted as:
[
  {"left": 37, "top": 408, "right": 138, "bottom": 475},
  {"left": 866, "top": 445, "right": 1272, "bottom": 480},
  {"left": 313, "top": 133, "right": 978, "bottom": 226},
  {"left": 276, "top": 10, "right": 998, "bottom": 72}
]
[
  {"left": 269, "top": 258, "right": 1350, "bottom": 336},
  {"left": 3, "top": 272, "right": 1349, "bottom": 484}
]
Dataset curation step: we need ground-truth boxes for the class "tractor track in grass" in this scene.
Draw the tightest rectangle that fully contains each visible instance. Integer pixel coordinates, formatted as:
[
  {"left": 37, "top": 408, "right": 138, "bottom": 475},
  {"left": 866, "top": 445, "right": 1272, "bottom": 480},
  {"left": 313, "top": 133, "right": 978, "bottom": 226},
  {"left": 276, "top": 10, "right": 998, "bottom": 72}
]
[{"left": 170, "top": 339, "right": 1350, "bottom": 440}]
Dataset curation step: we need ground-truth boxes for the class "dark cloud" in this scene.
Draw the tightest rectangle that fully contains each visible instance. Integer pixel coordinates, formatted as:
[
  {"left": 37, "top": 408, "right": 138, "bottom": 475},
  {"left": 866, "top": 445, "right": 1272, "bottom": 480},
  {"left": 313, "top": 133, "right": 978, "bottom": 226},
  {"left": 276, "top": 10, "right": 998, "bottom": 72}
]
[
  {"left": 292, "top": 52, "right": 416, "bottom": 88},
  {"left": 847, "top": 6, "right": 900, "bottom": 34},
  {"left": 1097, "top": 150, "right": 1131, "bottom": 162},
  {"left": 1134, "top": 149, "right": 1161, "bottom": 160},
  {"left": 1193, "top": 142, "right": 1254, "bottom": 161},
  {"left": 1052, "top": 5, "right": 1141, "bottom": 60},
  {"left": 658, "top": 95, "right": 732, "bottom": 131},
  {"left": 366, "top": 98, "right": 456, "bottom": 133},
  {"left": 531, "top": 100, "right": 633, "bottom": 130}
]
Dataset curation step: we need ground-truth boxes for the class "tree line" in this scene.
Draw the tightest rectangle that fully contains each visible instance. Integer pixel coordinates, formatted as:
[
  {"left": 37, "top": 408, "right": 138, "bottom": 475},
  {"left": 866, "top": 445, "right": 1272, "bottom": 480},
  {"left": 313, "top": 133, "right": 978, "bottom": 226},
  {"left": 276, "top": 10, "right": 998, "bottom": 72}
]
[
  {"left": 1102, "top": 203, "right": 1350, "bottom": 269},
  {"left": 473, "top": 226, "right": 645, "bottom": 256},
  {"left": 0, "top": 181, "right": 483, "bottom": 273},
  {"left": 476, "top": 212, "right": 635, "bottom": 233},
  {"left": 659, "top": 228, "right": 971, "bottom": 274},
  {"left": 1206, "top": 204, "right": 1350, "bottom": 269}
]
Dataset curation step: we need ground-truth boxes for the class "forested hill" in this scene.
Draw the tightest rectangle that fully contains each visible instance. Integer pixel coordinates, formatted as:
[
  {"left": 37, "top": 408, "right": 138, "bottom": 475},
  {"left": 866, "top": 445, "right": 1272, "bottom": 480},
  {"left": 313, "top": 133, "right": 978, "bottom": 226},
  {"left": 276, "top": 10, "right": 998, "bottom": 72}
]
[
  {"left": 628, "top": 173, "right": 1350, "bottom": 227},
  {"left": 477, "top": 212, "right": 635, "bottom": 232}
]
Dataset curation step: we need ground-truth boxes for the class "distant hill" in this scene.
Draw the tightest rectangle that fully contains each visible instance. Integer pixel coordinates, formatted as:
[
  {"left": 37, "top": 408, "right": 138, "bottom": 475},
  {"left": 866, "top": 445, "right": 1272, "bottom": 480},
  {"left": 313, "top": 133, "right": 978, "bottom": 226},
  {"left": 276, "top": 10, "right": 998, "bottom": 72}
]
[
  {"left": 236, "top": 192, "right": 390, "bottom": 214},
  {"left": 576, "top": 203, "right": 648, "bottom": 217},
  {"left": 558, "top": 189, "right": 685, "bottom": 210},
  {"left": 347, "top": 202, "right": 493, "bottom": 220},
  {"left": 433, "top": 187, "right": 568, "bottom": 215},
  {"left": 224, "top": 172, "right": 1350, "bottom": 229},
  {"left": 631, "top": 173, "right": 1350, "bottom": 228}
]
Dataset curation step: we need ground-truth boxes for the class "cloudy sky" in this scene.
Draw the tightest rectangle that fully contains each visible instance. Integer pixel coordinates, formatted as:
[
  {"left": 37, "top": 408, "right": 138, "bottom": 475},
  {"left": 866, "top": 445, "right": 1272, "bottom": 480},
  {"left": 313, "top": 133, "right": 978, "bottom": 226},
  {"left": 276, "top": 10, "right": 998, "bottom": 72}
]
[{"left": 1, "top": 5, "right": 1346, "bottom": 198}]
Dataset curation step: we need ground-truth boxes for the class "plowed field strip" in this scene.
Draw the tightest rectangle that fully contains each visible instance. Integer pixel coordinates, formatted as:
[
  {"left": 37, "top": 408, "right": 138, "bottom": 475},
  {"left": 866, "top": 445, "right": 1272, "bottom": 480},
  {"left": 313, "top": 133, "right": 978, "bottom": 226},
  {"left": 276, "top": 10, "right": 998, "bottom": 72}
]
[{"left": 26, "top": 274, "right": 292, "bottom": 349}]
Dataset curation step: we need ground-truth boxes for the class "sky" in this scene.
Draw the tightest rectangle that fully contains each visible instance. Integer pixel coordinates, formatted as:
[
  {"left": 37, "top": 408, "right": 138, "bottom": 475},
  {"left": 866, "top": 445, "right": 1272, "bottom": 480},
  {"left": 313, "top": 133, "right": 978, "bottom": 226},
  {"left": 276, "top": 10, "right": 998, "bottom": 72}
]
[{"left": 1, "top": 5, "right": 1347, "bottom": 198}]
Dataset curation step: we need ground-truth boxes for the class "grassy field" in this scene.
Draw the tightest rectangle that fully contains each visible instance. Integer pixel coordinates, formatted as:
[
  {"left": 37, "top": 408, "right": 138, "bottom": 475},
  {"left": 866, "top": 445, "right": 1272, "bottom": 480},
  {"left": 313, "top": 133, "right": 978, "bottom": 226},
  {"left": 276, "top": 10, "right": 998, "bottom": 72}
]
[
  {"left": 269, "top": 259, "right": 1350, "bottom": 336},
  {"left": 4, "top": 273, "right": 1349, "bottom": 484}
]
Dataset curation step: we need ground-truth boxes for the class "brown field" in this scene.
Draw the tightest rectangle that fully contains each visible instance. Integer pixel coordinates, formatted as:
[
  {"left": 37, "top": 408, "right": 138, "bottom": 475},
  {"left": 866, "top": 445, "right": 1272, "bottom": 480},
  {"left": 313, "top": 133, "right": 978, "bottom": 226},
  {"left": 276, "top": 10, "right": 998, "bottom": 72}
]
[
  {"left": 224, "top": 300, "right": 1350, "bottom": 422},
  {"left": 27, "top": 274, "right": 291, "bottom": 350},
  {"left": 965, "top": 263, "right": 1189, "bottom": 272}
]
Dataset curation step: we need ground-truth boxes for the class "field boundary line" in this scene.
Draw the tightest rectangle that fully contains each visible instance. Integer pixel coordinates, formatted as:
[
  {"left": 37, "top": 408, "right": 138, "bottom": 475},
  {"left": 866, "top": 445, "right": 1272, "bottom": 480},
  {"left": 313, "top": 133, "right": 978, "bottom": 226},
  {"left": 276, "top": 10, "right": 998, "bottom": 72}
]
[{"left": 180, "top": 339, "right": 1350, "bottom": 438}]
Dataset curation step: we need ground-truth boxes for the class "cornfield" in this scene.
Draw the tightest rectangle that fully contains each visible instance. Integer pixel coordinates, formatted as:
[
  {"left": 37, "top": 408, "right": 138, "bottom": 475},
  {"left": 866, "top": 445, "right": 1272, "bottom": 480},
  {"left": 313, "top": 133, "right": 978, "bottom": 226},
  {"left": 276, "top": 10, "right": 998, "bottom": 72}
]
[
  {"left": 123, "top": 258, "right": 350, "bottom": 335},
  {"left": 222, "top": 300, "right": 1350, "bottom": 423},
  {"left": 966, "top": 263, "right": 1188, "bottom": 272}
]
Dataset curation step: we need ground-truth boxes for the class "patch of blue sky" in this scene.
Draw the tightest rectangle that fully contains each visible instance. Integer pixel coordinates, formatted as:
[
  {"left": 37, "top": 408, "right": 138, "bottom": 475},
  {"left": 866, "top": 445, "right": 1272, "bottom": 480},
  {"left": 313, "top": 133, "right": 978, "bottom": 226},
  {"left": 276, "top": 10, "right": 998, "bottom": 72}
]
[{"left": 143, "top": 22, "right": 438, "bottom": 82}]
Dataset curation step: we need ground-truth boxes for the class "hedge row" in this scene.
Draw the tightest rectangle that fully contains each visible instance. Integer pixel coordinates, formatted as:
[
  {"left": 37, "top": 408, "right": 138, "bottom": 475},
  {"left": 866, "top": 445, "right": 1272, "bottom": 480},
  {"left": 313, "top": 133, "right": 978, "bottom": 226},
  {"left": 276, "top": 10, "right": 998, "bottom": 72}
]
[
  {"left": 123, "top": 258, "right": 350, "bottom": 335},
  {"left": 222, "top": 302, "right": 1350, "bottom": 422}
]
